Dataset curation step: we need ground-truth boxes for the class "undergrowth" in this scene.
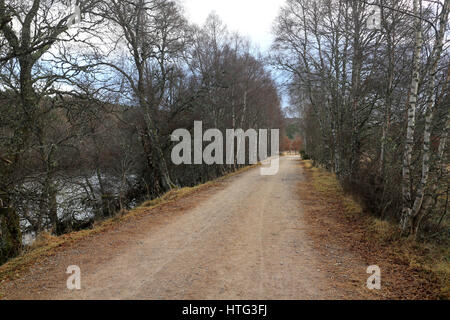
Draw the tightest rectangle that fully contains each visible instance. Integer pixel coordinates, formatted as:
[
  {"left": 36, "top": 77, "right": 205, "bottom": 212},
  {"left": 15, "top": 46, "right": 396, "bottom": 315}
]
[{"left": 303, "top": 160, "right": 449, "bottom": 299}]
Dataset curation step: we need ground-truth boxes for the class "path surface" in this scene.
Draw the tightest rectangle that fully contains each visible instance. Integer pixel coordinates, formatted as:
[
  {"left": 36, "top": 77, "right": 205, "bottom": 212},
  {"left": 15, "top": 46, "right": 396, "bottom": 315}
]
[{"left": 1, "top": 156, "right": 367, "bottom": 300}]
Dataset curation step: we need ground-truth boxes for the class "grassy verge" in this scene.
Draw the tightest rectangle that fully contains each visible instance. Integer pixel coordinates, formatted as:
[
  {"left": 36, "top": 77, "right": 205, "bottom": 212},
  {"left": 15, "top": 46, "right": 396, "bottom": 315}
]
[
  {"left": 0, "top": 164, "right": 258, "bottom": 283},
  {"left": 302, "top": 160, "right": 449, "bottom": 300}
]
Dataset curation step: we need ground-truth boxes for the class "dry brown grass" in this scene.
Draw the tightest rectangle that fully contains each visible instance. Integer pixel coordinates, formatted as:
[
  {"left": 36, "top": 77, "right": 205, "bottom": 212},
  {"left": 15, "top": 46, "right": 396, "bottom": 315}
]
[{"left": 301, "top": 160, "right": 449, "bottom": 300}]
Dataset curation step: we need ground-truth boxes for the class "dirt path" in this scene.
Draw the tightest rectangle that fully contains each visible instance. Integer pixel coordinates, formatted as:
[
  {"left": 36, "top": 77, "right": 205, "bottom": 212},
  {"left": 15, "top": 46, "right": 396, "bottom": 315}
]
[{"left": 0, "top": 156, "right": 374, "bottom": 300}]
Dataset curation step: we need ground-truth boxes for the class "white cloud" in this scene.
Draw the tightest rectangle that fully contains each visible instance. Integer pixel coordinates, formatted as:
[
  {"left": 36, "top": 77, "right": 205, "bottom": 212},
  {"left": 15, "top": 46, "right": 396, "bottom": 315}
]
[{"left": 182, "top": 0, "right": 286, "bottom": 51}]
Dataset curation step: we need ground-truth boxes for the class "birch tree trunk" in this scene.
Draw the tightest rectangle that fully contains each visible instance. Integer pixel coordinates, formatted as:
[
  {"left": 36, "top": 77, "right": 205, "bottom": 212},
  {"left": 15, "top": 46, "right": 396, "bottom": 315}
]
[
  {"left": 400, "top": 0, "right": 423, "bottom": 232},
  {"left": 414, "top": 111, "right": 449, "bottom": 235},
  {"left": 349, "top": 0, "right": 363, "bottom": 182},
  {"left": 379, "top": 6, "right": 395, "bottom": 177},
  {"left": 410, "top": 0, "right": 449, "bottom": 234}
]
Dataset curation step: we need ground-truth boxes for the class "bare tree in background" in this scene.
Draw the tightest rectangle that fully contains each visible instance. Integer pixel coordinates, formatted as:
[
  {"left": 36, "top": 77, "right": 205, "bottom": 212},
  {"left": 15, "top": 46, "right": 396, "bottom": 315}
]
[
  {"left": 0, "top": 1, "right": 284, "bottom": 264},
  {"left": 273, "top": 0, "right": 449, "bottom": 237}
]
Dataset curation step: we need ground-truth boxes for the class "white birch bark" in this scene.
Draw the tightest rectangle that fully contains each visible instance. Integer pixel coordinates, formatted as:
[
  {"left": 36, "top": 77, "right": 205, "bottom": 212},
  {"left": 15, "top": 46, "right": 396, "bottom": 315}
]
[
  {"left": 400, "top": 0, "right": 423, "bottom": 232},
  {"left": 410, "top": 0, "right": 449, "bottom": 232},
  {"left": 414, "top": 111, "right": 449, "bottom": 234}
]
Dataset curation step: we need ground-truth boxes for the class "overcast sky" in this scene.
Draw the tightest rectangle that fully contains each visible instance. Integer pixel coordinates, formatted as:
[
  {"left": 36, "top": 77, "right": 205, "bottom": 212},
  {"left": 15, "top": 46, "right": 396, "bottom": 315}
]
[{"left": 183, "top": 0, "right": 287, "bottom": 51}]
